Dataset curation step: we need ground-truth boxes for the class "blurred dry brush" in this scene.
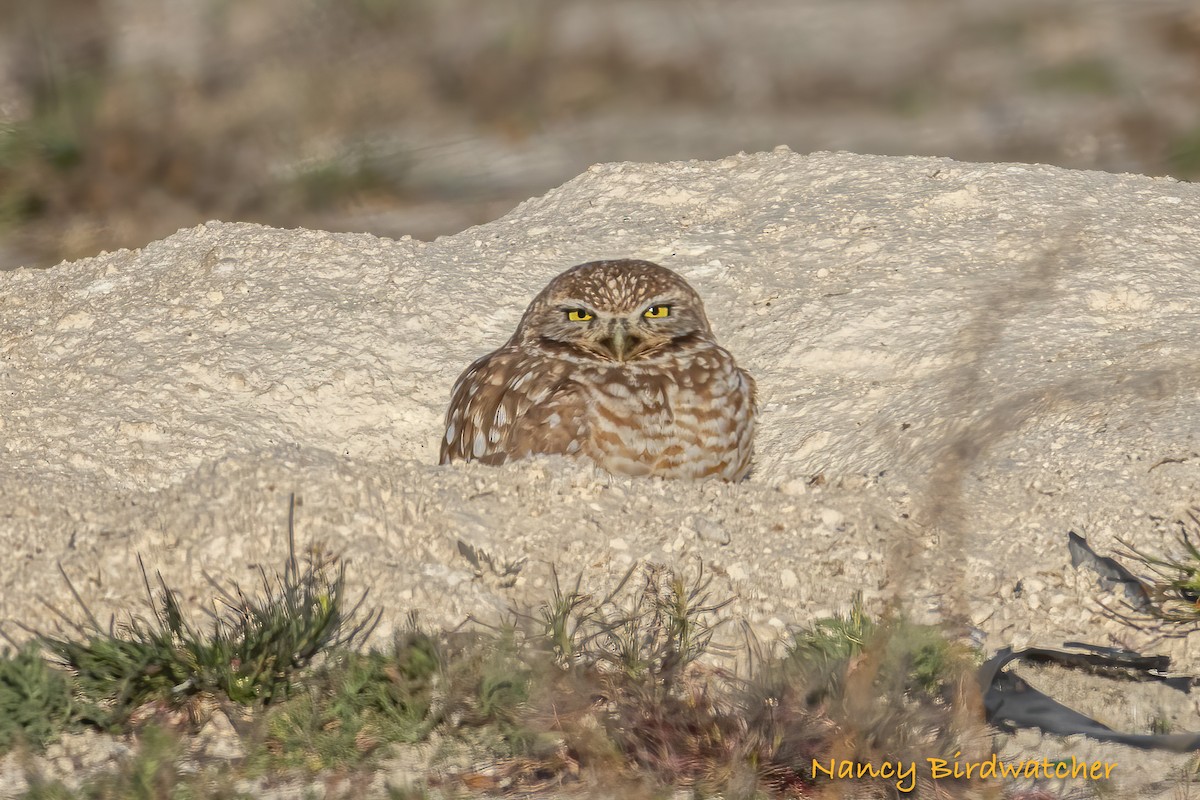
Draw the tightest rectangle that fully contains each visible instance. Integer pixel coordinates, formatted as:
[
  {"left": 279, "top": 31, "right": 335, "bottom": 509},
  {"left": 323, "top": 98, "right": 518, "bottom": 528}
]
[
  {"left": 5, "top": 0, "right": 1200, "bottom": 269},
  {"left": 0, "top": 0, "right": 430, "bottom": 266},
  {"left": 0, "top": 0, "right": 729, "bottom": 267}
]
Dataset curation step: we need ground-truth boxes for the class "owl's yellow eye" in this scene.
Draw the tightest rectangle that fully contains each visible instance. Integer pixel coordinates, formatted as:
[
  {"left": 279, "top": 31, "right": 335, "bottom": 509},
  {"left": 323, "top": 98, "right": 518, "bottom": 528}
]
[
  {"left": 566, "top": 309, "right": 593, "bottom": 322},
  {"left": 643, "top": 305, "right": 670, "bottom": 319}
]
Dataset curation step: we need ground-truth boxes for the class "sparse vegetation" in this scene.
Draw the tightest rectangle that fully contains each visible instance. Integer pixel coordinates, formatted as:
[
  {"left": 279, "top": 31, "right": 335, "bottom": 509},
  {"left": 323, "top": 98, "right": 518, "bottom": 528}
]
[
  {"left": 0, "top": 546, "right": 991, "bottom": 799},
  {"left": 32, "top": 544, "right": 379, "bottom": 731},
  {"left": 0, "top": 497, "right": 379, "bottom": 747},
  {"left": 1121, "top": 507, "right": 1200, "bottom": 625},
  {"left": 778, "top": 598, "right": 986, "bottom": 788}
]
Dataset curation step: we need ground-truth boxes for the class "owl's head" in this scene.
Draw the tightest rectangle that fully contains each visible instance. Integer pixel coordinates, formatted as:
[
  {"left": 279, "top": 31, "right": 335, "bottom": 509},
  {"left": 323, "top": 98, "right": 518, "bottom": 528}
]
[{"left": 512, "top": 259, "right": 716, "bottom": 363}]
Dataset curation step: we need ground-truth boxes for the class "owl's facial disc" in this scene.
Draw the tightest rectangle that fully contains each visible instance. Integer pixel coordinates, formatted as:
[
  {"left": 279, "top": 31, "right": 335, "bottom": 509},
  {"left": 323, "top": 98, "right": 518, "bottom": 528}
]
[
  {"left": 554, "top": 298, "right": 684, "bottom": 362},
  {"left": 514, "top": 260, "right": 716, "bottom": 362}
]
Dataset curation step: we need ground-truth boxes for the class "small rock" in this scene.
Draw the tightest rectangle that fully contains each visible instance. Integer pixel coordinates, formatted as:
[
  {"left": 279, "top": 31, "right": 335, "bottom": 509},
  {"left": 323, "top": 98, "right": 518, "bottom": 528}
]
[
  {"left": 970, "top": 606, "right": 994, "bottom": 626},
  {"left": 691, "top": 515, "right": 730, "bottom": 545},
  {"left": 779, "top": 478, "right": 808, "bottom": 497},
  {"left": 197, "top": 709, "right": 245, "bottom": 761},
  {"left": 820, "top": 509, "right": 845, "bottom": 529}
]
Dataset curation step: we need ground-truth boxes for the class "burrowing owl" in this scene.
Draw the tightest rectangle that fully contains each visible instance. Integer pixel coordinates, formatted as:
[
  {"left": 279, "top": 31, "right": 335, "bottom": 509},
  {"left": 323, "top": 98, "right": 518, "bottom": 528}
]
[{"left": 440, "top": 259, "right": 756, "bottom": 480}]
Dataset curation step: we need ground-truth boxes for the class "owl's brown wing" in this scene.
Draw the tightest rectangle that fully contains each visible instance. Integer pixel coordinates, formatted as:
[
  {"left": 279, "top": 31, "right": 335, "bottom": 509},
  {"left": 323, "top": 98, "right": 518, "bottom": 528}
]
[
  {"left": 440, "top": 347, "right": 588, "bottom": 466},
  {"left": 506, "top": 380, "right": 589, "bottom": 461}
]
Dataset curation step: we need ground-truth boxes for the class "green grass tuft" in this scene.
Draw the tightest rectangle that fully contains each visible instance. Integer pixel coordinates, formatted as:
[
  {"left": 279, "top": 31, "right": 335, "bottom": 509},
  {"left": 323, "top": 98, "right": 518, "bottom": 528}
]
[
  {"left": 253, "top": 629, "right": 442, "bottom": 774},
  {"left": 31, "top": 498, "right": 379, "bottom": 730},
  {"left": 1120, "top": 508, "right": 1200, "bottom": 624},
  {"left": 0, "top": 644, "right": 75, "bottom": 752},
  {"left": 789, "top": 595, "right": 976, "bottom": 697},
  {"left": 772, "top": 596, "right": 985, "bottom": 792}
]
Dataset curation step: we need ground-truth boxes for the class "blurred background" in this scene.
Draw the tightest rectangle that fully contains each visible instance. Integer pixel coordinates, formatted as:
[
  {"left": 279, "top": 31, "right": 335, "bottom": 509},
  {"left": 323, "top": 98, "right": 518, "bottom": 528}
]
[{"left": 2, "top": 0, "right": 1199, "bottom": 270}]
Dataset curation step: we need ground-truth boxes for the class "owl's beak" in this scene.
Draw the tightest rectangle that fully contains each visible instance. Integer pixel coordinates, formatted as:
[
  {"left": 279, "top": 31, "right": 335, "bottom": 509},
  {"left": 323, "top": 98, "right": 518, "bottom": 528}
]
[{"left": 604, "top": 321, "right": 637, "bottom": 361}]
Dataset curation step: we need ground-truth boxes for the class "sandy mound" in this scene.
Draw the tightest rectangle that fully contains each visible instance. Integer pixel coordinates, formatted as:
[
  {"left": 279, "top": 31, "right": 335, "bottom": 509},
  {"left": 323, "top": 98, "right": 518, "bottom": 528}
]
[{"left": 4, "top": 149, "right": 1200, "bottom": 793}]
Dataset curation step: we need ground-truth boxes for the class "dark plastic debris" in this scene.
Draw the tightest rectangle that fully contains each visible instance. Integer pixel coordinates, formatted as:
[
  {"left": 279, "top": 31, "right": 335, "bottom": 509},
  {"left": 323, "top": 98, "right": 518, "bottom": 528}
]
[{"left": 980, "top": 644, "right": 1200, "bottom": 752}]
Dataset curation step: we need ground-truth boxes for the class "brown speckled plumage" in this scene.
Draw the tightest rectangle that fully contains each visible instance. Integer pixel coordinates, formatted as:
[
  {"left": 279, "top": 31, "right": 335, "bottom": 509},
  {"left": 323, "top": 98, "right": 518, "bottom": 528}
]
[{"left": 440, "top": 259, "right": 756, "bottom": 480}]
